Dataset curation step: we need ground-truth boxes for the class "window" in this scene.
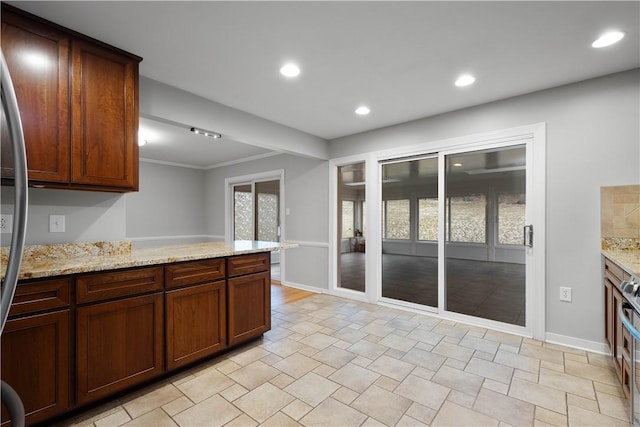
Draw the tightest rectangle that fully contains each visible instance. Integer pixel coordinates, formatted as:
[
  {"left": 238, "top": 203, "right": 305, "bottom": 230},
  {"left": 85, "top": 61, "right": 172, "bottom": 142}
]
[
  {"left": 418, "top": 198, "right": 438, "bottom": 241},
  {"left": 498, "top": 193, "right": 525, "bottom": 245},
  {"left": 448, "top": 194, "right": 486, "bottom": 243},
  {"left": 342, "top": 200, "right": 354, "bottom": 238},
  {"left": 383, "top": 199, "right": 410, "bottom": 239}
]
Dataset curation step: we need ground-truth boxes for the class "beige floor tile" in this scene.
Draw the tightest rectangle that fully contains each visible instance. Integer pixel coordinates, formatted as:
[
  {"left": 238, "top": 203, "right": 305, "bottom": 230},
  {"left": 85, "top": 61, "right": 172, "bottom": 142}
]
[
  {"left": 432, "top": 365, "right": 484, "bottom": 396},
  {"left": 411, "top": 366, "right": 437, "bottom": 380},
  {"left": 594, "top": 381, "right": 626, "bottom": 398},
  {"left": 535, "top": 407, "right": 567, "bottom": 427},
  {"left": 406, "top": 402, "right": 437, "bottom": 425},
  {"left": 270, "top": 372, "right": 295, "bottom": 388},
  {"left": 233, "top": 382, "right": 295, "bottom": 423},
  {"left": 494, "top": 349, "right": 540, "bottom": 374},
  {"left": 520, "top": 343, "right": 565, "bottom": 364},
  {"left": 347, "top": 339, "right": 388, "bottom": 359},
  {"left": 587, "top": 353, "right": 613, "bottom": 368},
  {"left": 474, "top": 388, "right": 535, "bottom": 426},
  {"left": 431, "top": 401, "right": 499, "bottom": 426},
  {"left": 374, "top": 374, "right": 400, "bottom": 391},
  {"left": 567, "top": 405, "right": 630, "bottom": 426},
  {"left": 564, "top": 359, "right": 619, "bottom": 386},
  {"left": 260, "top": 353, "right": 283, "bottom": 366},
  {"left": 352, "top": 384, "right": 412, "bottom": 425},
  {"left": 228, "top": 360, "right": 280, "bottom": 390},
  {"left": 300, "top": 332, "right": 338, "bottom": 350},
  {"left": 289, "top": 320, "right": 324, "bottom": 336},
  {"left": 161, "top": 396, "right": 194, "bottom": 417},
  {"left": 363, "top": 416, "right": 393, "bottom": 426},
  {"left": 377, "top": 333, "right": 417, "bottom": 352},
  {"left": 367, "top": 354, "right": 414, "bottom": 381},
  {"left": 94, "top": 409, "right": 132, "bottom": 427},
  {"left": 567, "top": 393, "right": 599, "bottom": 413},
  {"left": 273, "top": 352, "right": 321, "bottom": 378},
  {"left": 444, "top": 358, "right": 467, "bottom": 370},
  {"left": 446, "top": 390, "right": 475, "bottom": 408},
  {"left": 459, "top": 335, "right": 500, "bottom": 354},
  {"left": 173, "top": 394, "right": 242, "bottom": 427},
  {"left": 482, "top": 379, "right": 510, "bottom": 395},
  {"left": 596, "top": 390, "right": 630, "bottom": 422},
  {"left": 222, "top": 414, "right": 258, "bottom": 427},
  {"left": 214, "top": 359, "right": 242, "bottom": 375},
  {"left": 432, "top": 323, "right": 468, "bottom": 339},
  {"left": 299, "top": 397, "right": 367, "bottom": 427},
  {"left": 121, "top": 409, "right": 177, "bottom": 427},
  {"left": 260, "top": 411, "right": 301, "bottom": 426},
  {"left": 474, "top": 350, "right": 496, "bottom": 361},
  {"left": 360, "top": 322, "right": 395, "bottom": 337},
  {"left": 514, "top": 368, "right": 539, "bottom": 383},
  {"left": 484, "top": 330, "right": 523, "bottom": 347},
  {"left": 219, "top": 383, "right": 249, "bottom": 402},
  {"left": 177, "top": 369, "right": 235, "bottom": 403},
  {"left": 402, "top": 347, "right": 447, "bottom": 371},
  {"left": 328, "top": 362, "right": 381, "bottom": 393},
  {"left": 123, "top": 383, "right": 184, "bottom": 419},
  {"left": 543, "top": 342, "right": 585, "bottom": 356},
  {"left": 508, "top": 377, "right": 567, "bottom": 415},
  {"left": 395, "top": 374, "right": 450, "bottom": 410},
  {"left": 331, "top": 326, "right": 368, "bottom": 343},
  {"left": 351, "top": 355, "right": 374, "bottom": 367},
  {"left": 541, "top": 359, "right": 565, "bottom": 373},
  {"left": 312, "top": 363, "right": 337, "bottom": 377},
  {"left": 407, "top": 327, "right": 445, "bottom": 346},
  {"left": 465, "top": 357, "right": 514, "bottom": 384},
  {"left": 63, "top": 403, "right": 125, "bottom": 426},
  {"left": 538, "top": 368, "right": 595, "bottom": 399},
  {"left": 433, "top": 341, "right": 475, "bottom": 363},
  {"left": 331, "top": 386, "right": 360, "bottom": 405},
  {"left": 228, "top": 346, "right": 271, "bottom": 366},
  {"left": 397, "top": 414, "right": 429, "bottom": 426},
  {"left": 564, "top": 352, "right": 589, "bottom": 364},
  {"left": 284, "top": 372, "right": 341, "bottom": 407},
  {"left": 282, "top": 399, "right": 313, "bottom": 420},
  {"left": 311, "top": 345, "right": 357, "bottom": 368}
]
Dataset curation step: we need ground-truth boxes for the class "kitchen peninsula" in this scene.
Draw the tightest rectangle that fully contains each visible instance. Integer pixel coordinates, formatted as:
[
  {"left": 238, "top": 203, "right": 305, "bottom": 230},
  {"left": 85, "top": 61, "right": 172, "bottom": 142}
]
[{"left": 0, "top": 240, "right": 296, "bottom": 426}]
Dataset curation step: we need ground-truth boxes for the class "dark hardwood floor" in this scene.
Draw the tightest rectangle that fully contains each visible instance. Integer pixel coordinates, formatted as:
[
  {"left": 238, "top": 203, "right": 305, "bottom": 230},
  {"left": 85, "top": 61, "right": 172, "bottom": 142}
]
[{"left": 339, "top": 252, "right": 525, "bottom": 326}]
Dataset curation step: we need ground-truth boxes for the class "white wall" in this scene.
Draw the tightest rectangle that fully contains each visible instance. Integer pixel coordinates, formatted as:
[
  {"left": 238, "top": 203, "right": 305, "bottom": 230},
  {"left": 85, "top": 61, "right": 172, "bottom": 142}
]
[
  {"left": 204, "top": 153, "right": 329, "bottom": 290},
  {"left": 329, "top": 69, "right": 640, "bottom": 346},
  {"left": 125, "top": 161, "right": 209, "bottom": 247}
]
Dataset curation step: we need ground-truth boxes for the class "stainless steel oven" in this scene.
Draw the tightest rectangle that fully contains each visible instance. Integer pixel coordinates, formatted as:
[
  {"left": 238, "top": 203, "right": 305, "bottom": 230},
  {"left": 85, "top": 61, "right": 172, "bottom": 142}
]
[{"left": 619, "top": 275, "right": 640, "bottom": 426}]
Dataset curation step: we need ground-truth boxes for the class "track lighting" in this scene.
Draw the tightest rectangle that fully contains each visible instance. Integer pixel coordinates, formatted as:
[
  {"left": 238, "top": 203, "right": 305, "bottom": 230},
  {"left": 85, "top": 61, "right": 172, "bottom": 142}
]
[{"left": 190, "top": 127, "right": 222, "bottom": 139}]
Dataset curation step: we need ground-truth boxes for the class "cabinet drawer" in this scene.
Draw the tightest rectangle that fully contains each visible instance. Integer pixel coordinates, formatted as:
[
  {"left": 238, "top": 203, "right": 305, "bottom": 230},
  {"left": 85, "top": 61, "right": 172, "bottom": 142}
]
[
  {"left": 165, "top": 259, "right": 225, "bottom": 289},
  {"left": 227, "top": 253, "right": 270, "bottom": 277},
  {"left": 76, "top": 267, "right": 163, "bottom": 303},
  {"left": 9, "top": 278, "right": 71, "bottom": 317},
  {"left": 605, "top": 258, "right": 625, "bottom": 283}
]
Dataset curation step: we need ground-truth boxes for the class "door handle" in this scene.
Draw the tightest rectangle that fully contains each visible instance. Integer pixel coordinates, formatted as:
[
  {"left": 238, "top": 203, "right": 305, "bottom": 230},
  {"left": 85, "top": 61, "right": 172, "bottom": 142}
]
[{"left": 523, "top": 225, "right": 533, "bottom": 247}]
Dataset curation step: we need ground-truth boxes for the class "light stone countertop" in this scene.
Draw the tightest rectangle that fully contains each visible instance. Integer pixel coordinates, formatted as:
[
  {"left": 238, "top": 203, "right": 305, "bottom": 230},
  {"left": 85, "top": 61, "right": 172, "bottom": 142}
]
[
  {"left": 1, "top": 240, "right": 297, "bottom": 280},
  {"left": 602, "top": 249, "right": 640, "bottom": 278}
]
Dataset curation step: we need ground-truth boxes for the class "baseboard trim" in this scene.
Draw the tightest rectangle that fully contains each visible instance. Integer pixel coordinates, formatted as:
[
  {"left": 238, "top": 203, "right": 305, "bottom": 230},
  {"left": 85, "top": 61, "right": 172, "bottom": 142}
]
[
  {"left": 279, "top": 281, "right": 327, "bottom": 294},
  {"left": 545, "top": 332, "right": 610, "bottom": 355}
]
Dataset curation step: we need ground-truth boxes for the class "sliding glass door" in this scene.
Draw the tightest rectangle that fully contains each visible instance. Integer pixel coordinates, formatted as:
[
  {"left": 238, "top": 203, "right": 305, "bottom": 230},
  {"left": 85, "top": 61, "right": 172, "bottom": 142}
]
[
  {"left": 337, "top": 162, "right": 366, "bottom": 292},
  {"left": 380, "top": 142, "right": 530, "bottom": 328}
]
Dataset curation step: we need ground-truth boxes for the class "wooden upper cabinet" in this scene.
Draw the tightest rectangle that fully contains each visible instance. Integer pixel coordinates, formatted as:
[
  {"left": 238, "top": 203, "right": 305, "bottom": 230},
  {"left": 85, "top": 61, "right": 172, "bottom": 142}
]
[
  {"left": 0, "top": 5, "right": 141, "bottom": 192},
  {"left": 70, "top": 39, "right": 139, "bottom": 190},
  {"left": 0, "top": 9, "right": 70, "bottom": 182}
]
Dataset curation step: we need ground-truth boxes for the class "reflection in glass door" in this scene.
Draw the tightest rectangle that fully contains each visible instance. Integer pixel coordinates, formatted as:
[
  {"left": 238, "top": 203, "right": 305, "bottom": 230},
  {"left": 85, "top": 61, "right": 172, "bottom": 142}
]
[
  {"left": 337, "top": 163, "right": 366, "bottom": 292},
  {"left": 445, "top": 145, "right": 526, "bottom": 326},
  {"left": 381, "top": 156, "right": 438, "bottom": 307}
]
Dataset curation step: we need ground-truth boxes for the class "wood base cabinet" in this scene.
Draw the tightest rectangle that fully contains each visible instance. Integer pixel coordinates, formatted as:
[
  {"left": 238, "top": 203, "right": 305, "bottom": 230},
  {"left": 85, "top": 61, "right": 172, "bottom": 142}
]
[
  {"left": 166, "top": 281, "right": 227, "bottom": 370},
  {"left": 1, "top": 310, "right": 70, "bottom": 426},
  {"left": 76, "top": 293, "right": 164, "bottom": 405},
  {"left": 228, "top": 271, "right": 271, "bottom": 346}
]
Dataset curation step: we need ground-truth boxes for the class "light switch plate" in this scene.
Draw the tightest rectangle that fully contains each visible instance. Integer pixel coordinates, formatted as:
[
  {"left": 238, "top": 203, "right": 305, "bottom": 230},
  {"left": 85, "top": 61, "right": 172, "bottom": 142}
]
[
  {"left": 49, "top": 214, "right": 65, "bottom": 233},
  {"left": 1, "top": 214, "right": 13, "bottom": 233}
]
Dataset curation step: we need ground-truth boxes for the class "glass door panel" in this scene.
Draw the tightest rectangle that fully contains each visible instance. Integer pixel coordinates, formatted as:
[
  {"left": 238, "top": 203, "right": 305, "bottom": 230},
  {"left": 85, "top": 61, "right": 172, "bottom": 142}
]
[
  {"left": 255, "top": 180, "right": 280, "bottom": 242},
  {"left": 444, "top": 145, "right": 526, "bottom": 326},
  {"left": 233, "top": 184, "right": 253, "bottom": 240},
  {"left": 381, "top": 156, "right": 438, "bottom": 307},
  {"left": 337, "top": 162, "right": 366, "bottom": 292}
]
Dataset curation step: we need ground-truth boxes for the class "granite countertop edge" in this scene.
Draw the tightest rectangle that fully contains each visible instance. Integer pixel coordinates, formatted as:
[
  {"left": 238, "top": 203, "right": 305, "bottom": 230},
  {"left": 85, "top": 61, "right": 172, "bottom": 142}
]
[
  {"left": 2, "top": 240, "right": 298, "bottom": 281},
  {"left": 602, "top": 249, "right": 640, "bottom": 278}
]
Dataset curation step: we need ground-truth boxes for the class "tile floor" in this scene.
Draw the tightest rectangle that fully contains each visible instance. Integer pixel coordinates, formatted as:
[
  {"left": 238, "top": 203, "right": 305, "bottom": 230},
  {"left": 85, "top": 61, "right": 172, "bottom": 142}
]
[{"left": 62, "top": 293, "right": 630, "bottom": 427}]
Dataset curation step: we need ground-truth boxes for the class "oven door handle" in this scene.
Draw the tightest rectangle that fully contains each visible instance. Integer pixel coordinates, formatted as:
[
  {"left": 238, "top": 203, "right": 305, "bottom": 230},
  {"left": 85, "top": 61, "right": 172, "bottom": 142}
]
[{"left": 619, "top": 302, "right": 640, "bottom": 341}]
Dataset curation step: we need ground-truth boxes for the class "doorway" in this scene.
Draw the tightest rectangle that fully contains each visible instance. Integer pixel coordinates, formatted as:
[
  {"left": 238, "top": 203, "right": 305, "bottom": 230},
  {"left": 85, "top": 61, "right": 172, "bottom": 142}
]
[{"left": 227, "top": 171, "right": 284, "bottom": 281}]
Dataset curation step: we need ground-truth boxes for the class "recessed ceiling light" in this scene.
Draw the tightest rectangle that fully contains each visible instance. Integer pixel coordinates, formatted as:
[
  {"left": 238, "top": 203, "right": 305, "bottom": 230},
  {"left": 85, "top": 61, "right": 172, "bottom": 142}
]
[
  {"left": 592, "top": 31, "right": 625, "bottom": 48},
  {"left": 453, "top": 162, "right": 463, "bottom": 167},
  {"left": 455, "top": 74, "right": 476, "bottom": 87},
  {"left": 280, "top": 63, "right": 300, "bottom": 78},
  {"left": 355, "top": 106, "right": 371, "bottom": 115}
]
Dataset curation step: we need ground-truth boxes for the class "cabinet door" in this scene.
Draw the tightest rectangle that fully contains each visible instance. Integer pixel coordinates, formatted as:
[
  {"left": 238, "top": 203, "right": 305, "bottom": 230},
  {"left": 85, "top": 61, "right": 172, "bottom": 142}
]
[
  {"left": 1, "top": 310, "right": 70, "bottom": 426},
  {"left": 70, "top": 39, "right": 138, "bottom": 190},
  {"left": 1, "top": 9, "right": 70, "bottom": 182},
  {"left": 604, "top": 275, "right": 613, "bottom": 351},
  {"left": 612, "top": 288, "right": 624, "bottom": 379},
  {"left": 166, "top": 281, "right": 226, "bottom": 370},
  {"left": 228, "top": 271, "right": 271, "bottom": 346},
  {"left": 76, "top": 293, "right": 163, "bottom": 405}
]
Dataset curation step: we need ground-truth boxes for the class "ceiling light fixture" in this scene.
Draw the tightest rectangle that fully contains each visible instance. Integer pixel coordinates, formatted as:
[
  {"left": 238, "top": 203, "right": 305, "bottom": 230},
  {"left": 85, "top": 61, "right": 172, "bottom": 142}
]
[
  {"left": 280, "top": 63, "right": 301, "bottom": 78},
  {"left": 455, "top": 74, "right": 476, "bottom": 87},
  {"left": 592, "top": 31, "right": 625, "bottom": 48},
  {"left": 453, "top": 162, "right": 463, "bottom": 167},
  {"left": 355, "top": 106, "right": 371, "bottom": 115},
  {"left": 190, "top": 127, "right": 222, "bottom": 139}
]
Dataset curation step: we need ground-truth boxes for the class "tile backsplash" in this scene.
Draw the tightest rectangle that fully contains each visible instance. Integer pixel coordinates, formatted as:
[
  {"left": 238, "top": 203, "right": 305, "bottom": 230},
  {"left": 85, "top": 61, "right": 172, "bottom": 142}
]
[{"left": 601, "top": 184, "right": 640, "bottom": 240}]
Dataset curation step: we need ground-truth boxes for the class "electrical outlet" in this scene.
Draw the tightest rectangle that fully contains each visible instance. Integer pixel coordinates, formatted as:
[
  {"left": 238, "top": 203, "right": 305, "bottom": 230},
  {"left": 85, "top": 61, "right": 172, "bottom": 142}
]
[
  {"left": 49, "top": 214, "right": 65, "bottom": 233},
  {"left": 560, "top": 286, "right": 572, "bottom": 302},
  {"left": 0, "top": 214, "right": 13, "bottom": 233}
]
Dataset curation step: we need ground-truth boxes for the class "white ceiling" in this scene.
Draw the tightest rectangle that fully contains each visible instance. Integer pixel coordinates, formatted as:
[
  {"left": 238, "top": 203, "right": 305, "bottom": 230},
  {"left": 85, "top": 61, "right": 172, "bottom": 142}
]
[{"left": 8, "top": 1, "right": 640, "bottom": 168}]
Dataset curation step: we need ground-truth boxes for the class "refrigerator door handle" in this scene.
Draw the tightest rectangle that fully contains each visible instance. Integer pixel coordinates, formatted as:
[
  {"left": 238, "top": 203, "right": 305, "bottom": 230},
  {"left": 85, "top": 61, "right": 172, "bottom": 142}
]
[
  {"left": 0, "top": 50, "right": 28, "bottom": 334},
  {"left": 0, "top": 50, "right": 28, "bottom": 427}
]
